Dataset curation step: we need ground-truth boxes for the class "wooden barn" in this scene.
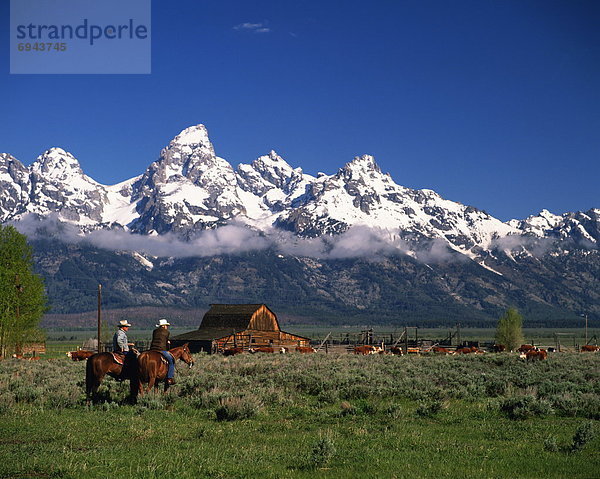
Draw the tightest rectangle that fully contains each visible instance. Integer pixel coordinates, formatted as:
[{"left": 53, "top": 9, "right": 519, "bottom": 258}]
[{"left": 171, "top": 304, "right": 311, "bottom": 353}]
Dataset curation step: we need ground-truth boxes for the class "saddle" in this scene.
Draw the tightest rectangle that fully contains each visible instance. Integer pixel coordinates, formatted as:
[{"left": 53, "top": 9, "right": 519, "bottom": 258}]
[
  {"left": 111, "top": 352, "right": 125, "bottom": 365},
  {"left": 111, "top": 348, "right": 140, "bottom": 365},
  {"left": 160, "top": 351, "right": 173, "bottom": 365}
]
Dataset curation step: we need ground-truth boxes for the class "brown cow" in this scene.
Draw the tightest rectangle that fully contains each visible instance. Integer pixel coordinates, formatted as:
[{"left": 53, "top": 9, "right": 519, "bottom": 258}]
[
  {"left": 67, "top": 350, "right": 95, "bottom": 361},
  {"left": 12, "top": 354, "right": 41, "bottom": 361},
  {"left": 526, "top": 349, "right": 547, "bottom": 361},
  {"left": 518, "top": 344, "right": 536, "bottom": 353},
  {"left": 491, "top": 344, "right": 506, "bottom": 353},
  {"left": 222, "top": 347, "right": 244, "bottom": 356},
  {"left": 354, "top": 345, "right": 377, "bottom": 355},
  {"left": 454, "top": 347, "right": 475, "bottom": 354},
  {"left": 248, "top": 347, "right": 275, "bottom": 354},
  {"left": 295, "top": 346, "right": 316, "bottom": 353},
  {"left": 581, "top": 345, "right": 599, "bottom": 353},
  {"left": 432, "top": 346, "right": 451, "bottom": 355},
  {"left": 389, "top": 347, "right": 404, "bottom": 355}
]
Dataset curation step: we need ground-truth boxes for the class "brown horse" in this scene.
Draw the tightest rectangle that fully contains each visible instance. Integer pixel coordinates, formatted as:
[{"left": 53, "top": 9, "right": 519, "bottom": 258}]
[
  {"left": 85, "top": 351, "right": 139, "bottom": 404},
  {"left": 137, "top": 344, "right": 194, "bottom": 394}
]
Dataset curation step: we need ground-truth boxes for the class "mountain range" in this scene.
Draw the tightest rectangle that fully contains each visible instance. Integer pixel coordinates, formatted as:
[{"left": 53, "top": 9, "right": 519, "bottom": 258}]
[{"left": 1, "top": 125, "right": 598, "bottom": 325}]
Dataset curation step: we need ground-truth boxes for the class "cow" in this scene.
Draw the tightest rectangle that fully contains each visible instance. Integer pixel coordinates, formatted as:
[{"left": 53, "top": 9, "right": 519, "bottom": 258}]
[
  {"left": 454, "top": 347, "right": 475, "bottom": 355},
  {"left": 389, "top": 347, "right": 404, "bottom": 356},
  {"left": 491, "top": 344, "right": 506, "bottom": 353},
  {"left": 354, "top": 345, "right": 377, "bottom": 355},
  {"left": 526, "top": 349, "right": 547, "bottom": 361},
  {"left": 431, "top": 346, "right": 450, "bottom": 355},
  {"left": 581, "top": 345, "right": 599, "bottom": 353},
  {"left": 248, "top": 347, "right": 275, "bottom": 354},
  {"left": 222, "top": 347, "right": 244, "bottom": 356},
  {"left": 11, "top": 354, "right": 40, "bottom": 361},
  {"left": 67, "top": 350, "right": 95, "bottom": 361},
  {"left": 279, "top": 347, "right": 289, "bottom": 354},
  {"left": 295, "top": 346, "right": 316, "bottom": 353},
  {"left": 518, "top": 344, "right": 536, "bottom": 353}
]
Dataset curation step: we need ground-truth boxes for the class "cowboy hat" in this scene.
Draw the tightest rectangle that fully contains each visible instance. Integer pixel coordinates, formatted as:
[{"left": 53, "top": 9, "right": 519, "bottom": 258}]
[
  {"left": 118, "top": 320, "right": 132, "bottom": 327},
  {"left": 156, "top": 318, "right": 170, "bottom": 327}
]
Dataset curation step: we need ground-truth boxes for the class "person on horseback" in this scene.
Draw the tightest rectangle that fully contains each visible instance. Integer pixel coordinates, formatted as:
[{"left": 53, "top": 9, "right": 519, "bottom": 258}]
[
  {"left": 150, "top": 319, "right": 176, "bottom": 385},
  {"left": 113, "top": 320, "right": 132, "bottom": 353}
]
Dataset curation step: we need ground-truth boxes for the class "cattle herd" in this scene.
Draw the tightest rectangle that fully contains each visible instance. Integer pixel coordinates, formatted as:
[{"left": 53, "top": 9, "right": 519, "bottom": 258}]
[{"left": 58, "top": 343, "right": 599, "bottom": 360}]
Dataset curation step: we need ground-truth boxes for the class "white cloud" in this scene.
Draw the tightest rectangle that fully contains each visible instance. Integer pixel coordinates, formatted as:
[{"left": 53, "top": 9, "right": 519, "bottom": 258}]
[
  {"left": 233, "top": 22, "right": 271, "bottom": 33},
  {"left": 13, "top": 215, "right": 544, "bottom": 265}
]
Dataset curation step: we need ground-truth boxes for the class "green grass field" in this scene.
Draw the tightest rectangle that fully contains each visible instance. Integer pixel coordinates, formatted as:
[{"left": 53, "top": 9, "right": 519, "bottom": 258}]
[{"left": 0, "top": 352, "right": 598, "bottom": 478}]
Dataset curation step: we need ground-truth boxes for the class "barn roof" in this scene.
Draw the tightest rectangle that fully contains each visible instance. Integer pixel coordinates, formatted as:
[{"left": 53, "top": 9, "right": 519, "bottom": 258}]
[
  {"left": 171, "top": 303, "right": 310, "bottom": 342},
  {"left": 199, "top": 304, "right": 279, "bottom": 330}
]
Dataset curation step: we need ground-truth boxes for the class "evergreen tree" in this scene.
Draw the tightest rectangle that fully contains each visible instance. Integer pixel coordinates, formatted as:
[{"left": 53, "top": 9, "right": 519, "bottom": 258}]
[
  {"left": 495, "top": 307, "right": 524, "bottom": 352},
  {"left": 0, "top": 225, "right": 47, "bottom": 357}
]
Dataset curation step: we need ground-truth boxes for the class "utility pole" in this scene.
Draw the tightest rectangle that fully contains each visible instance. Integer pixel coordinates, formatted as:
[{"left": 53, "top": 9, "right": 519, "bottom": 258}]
[
  {"left": 97, "top": 284, "right": 102, "bottom": 353},
  {"left": 582, "top": 313, "right": 588, "bottom": 345}
]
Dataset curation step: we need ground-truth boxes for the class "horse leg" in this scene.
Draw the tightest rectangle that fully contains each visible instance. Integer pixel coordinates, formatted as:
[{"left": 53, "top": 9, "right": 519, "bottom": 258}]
[
  {"left": 147, "top": 367, "right": 156, "bottom": 394},
  {"left": 128, "top": 376, "right": 139, "bottom": 404},
  {"left": 85, "top": 359, "right": 94, "bottom": 405},
  {"left": 86, "top": 358, "right": 105, "bottom": 404}
]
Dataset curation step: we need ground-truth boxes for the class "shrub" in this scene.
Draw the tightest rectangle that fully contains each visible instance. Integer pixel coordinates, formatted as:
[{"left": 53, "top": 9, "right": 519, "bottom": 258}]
[
  {"left": 339, "top": 401, "right": 356, "bottom": 416},
  {"left": 571, "top": 421, "right": 596, "bottom": 452},
  {"left": 499, "top": 396, "right": 552, "bottom": 420},
  {"left": 306, "top": 434, "right": 336, "bottom": 469},
  {"left": 384, "top": 403, "right": 402, "bottom": 419},
  {"left": 13, "top": 386, "right": 41, "bottom": 404},
  {"left": 416, "top": 399, "right": 445, "bottom": 418},
  {"left": 543, "top": 436, "right": 559, "bottom": 452},
  {"left": 578, "top": 394, "right": 600, "bottom": 420},
  {"left": 215, "top": 395, "right": 262, "bottom": 421},
  {"left": 137, "top": 395, "right": 165, "bottom": 410}
]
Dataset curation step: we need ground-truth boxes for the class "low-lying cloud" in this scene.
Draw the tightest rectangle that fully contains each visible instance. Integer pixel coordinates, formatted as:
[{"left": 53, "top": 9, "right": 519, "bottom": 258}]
[{"left": 11, "top": 214, "right": 494, "bottom": 264}]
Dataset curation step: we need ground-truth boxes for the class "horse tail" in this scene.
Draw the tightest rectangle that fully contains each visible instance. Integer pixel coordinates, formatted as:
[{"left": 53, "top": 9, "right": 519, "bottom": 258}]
[{"left": 137, "top": 352, "right": 148, "bottom": 382}]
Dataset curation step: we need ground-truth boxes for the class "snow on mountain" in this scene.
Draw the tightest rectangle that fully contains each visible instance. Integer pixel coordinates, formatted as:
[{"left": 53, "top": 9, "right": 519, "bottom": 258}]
[
  {"left": 0, "top": 124, "right": 597, "bottom": 257},
  {"left": 0, "top": 153, "right": 31, "bottom": 221},
  {"left": 26, "top": 148, "right": 108, "bottom": 225},
  {"left": 509, "top": 208, "right": 599, "bottom": 245},
  {"left": 275, "top": 154, "right": 517, "bottom": 254},
  {"left": 128, "top": 125, "right": 246, "bottom": 235},
  {"left": 236, "top": 150, "right": 315, "bottom": 227}
]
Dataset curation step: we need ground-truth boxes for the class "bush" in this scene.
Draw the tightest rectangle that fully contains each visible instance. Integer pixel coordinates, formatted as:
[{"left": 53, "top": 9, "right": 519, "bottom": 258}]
[
  {"left": 215, "top": 395, "right": 262, "bottom": 421},
  {"left": 571, "top": 421, "right": 596, "bottom": 452},
  {"left": 543, "top": 436, "right": 559, "bottom": 452},
  {"left": 306, "top": 435, "right": 336, "bottom": 469},
  {"left": 499, "top": 396, "right": 552, "bottom": 420},
  {"left": 416, "top": 399, "right": 445, "bottom": 418},
  {"left": 384, "top": 403, "right": 403, "bottom": 419},
  {"left": 136, "top": 395, "right": 170, "bottom": 410}
]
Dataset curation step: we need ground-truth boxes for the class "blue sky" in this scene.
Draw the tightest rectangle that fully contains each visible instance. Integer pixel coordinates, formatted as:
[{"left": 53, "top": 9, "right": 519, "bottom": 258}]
[{"left": 1, "top": 0, "right": 598, "bottom": 221}]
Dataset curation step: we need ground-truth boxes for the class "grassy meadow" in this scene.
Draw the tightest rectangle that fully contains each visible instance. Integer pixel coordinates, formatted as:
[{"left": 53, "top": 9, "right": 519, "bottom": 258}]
[{"left": 0, "top": 352, "right": 599, "bottom": 478}]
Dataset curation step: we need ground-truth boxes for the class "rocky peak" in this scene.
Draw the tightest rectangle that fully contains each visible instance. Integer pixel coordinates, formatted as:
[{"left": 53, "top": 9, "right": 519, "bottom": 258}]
[
  {"left": 242, "top": 150, "right": 303, "bottom": 191},
  {"left": 168, "top": 124, "right": 214, "bottom": 155},
  {"left": 30, "top": 148, "right": 84, "bottom": 181},
  {"left": 339, "top": 155, "right": 383, "bottom": 180},
  {"left": 148, "top": 125, "right": 235, "bottom": 185}
]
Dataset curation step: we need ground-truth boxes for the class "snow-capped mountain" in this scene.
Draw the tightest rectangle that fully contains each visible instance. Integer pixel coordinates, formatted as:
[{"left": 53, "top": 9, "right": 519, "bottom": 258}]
[{"left": 1, "top": 124, "right": 597, "bottom": 255}]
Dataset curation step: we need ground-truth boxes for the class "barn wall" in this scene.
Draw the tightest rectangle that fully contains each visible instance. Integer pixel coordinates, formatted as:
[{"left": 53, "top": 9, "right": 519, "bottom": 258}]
[
  {"left": 15, "top": 342, "right": 46, "bottom": 355},
  {"left": 248, "top": 305, "right": 279, "bottom": 331},
  {"left": 216, "top": 330, "right": 309, "bottom": 351}
]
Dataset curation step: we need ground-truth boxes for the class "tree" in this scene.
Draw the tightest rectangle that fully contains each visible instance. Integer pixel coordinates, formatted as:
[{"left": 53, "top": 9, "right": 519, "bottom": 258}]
[
  {"left": 495, "top": 307, "right": 524, "bottom": 352},
  {"left": 0, "top": 225, "right": 47, "bottom": 357}
]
